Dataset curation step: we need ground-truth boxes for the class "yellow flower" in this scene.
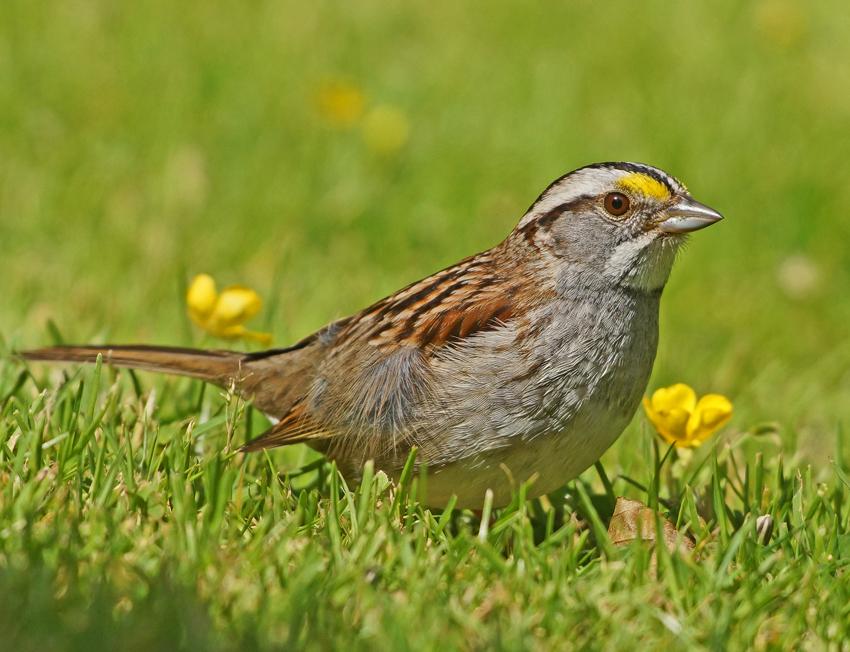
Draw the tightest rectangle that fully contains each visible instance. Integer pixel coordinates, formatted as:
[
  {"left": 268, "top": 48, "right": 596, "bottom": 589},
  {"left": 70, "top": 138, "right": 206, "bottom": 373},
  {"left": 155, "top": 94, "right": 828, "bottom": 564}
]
[
  {"left": 186, "top": 274, "right": 273, "bottom": 345},
  {"left": 362, "top": 105, "right": 409, "bottom": 154},
  {"left": 316, "top": 81, "right": 366, "bottom": 127},
  {"left": 642, "top": 383, "right": 733, "bottom": 448}
]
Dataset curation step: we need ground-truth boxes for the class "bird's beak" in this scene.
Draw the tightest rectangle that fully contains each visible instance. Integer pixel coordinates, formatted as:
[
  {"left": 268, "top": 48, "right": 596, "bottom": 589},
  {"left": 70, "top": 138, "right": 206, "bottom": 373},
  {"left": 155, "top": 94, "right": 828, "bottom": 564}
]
[{"left": 657, "top": 197, "right": 724, "bottom": 234}]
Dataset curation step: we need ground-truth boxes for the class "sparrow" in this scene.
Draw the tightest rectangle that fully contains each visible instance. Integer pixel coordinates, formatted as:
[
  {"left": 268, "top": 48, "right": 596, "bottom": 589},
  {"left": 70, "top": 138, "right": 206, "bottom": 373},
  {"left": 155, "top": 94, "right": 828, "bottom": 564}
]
[{"left": 22, "top": 162, "right": 723, "bottom": 509}]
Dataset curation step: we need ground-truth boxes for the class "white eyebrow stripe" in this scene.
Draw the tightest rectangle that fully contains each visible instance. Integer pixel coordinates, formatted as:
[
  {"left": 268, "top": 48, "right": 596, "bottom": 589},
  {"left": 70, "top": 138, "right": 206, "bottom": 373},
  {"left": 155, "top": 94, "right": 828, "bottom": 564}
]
[{"left": 518, "top": 168, "right": 625, "bottom": 228}]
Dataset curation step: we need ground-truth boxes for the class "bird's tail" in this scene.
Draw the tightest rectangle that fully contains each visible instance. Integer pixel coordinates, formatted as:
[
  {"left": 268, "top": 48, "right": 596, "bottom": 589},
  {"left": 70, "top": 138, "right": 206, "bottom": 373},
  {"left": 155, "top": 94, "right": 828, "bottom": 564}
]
[{"left": 20, "top": 345, "right": 247, "bottom": 386}]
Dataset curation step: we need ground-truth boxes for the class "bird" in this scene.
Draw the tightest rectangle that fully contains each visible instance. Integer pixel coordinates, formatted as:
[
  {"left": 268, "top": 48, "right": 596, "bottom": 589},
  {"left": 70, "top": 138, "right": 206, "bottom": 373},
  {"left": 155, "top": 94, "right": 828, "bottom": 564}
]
[{"left": 21, "top": 162, "right": 723, "bottom": 509}]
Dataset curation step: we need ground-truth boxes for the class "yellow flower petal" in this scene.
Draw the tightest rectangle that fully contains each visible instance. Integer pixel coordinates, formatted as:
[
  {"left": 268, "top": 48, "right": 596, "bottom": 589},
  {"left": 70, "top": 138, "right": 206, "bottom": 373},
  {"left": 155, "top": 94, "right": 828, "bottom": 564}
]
[
  {"left": 645, "top": 383, "right": 696, "bottom": 444},
  {"left": 645, "top": 383, "right": 733, "bottom": 449},
  {"left": 186, "top": 274, "right": 218, "bottom": 323},
  {"left": 643, "top": 397, "right": 690, "bottom": 444},
  {"left": 650, "top": 383, "right": 697, "bottom": 414},
  {"left": 243, "top": 330, "right": 274, "bottom": 346},
  {"left": 212, "top": 285, "right": 263, "bottom": 328},
  {"left": 213, "top": 324, "right": 273, "bottom": 345},
  {"left": 685, "top": 394, "right": 733, "bottom": 445},
  {"left": 316, "top": 81, "right": 366, "bottom": 127},
  {"left": 186, "top": 275, "right": 272, "bottom": 344}
]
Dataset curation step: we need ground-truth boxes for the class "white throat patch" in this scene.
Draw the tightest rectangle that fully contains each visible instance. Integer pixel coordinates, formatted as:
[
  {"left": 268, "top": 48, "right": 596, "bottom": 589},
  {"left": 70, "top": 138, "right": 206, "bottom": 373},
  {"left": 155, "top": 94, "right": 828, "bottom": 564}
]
[{"left": 604, "top": 232, "right": 683, "bottom": 291}]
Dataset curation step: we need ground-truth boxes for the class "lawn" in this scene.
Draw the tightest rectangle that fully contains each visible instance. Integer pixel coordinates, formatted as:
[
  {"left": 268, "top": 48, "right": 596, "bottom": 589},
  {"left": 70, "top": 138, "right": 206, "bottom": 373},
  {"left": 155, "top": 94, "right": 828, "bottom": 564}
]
[{"left": 2, "top": 0, "right": 850, "bottom": 648}]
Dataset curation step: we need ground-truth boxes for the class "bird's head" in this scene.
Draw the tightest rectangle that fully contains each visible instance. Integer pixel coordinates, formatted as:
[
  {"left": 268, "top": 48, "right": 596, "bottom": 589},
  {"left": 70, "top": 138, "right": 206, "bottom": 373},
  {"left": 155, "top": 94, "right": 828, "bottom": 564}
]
[{"left": 513, "top": 162, "right": 723, "bottom": 292}]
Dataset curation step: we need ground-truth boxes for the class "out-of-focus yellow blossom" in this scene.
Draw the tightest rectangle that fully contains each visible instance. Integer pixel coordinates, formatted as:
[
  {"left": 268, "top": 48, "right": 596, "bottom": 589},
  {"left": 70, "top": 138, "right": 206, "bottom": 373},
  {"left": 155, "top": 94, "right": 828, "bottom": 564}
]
[
  {"left": 643, "top": 383, "right": 733, "bottom": 448},
  {"left": 753, "top": 0, "right": 807, "bottom": 49},
  {"left": 316, "top": 81, "right": 366, "bottom": 126},
  {"left": 186, "top": 274, "right": 273, "bottom": 345},
  {"left": 362, "top": 105, "right": 409, "bottom": 154}
]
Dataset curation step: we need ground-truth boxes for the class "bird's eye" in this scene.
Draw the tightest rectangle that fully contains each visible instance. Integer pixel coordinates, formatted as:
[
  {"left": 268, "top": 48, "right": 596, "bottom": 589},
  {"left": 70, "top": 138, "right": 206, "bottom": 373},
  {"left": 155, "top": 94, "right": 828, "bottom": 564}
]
[{"left": 603, "top": 192, "right": 630, "bottom": 217}]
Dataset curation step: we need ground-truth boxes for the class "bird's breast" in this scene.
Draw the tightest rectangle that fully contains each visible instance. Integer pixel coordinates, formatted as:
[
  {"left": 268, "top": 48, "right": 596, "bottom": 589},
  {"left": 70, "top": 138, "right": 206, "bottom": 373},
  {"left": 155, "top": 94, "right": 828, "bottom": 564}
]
[
  {"left": 425, "top": 289, "right": 660, "bottom": 464},
  {"left": 413, "top": 289, "right": 661, "bottom": 507}
]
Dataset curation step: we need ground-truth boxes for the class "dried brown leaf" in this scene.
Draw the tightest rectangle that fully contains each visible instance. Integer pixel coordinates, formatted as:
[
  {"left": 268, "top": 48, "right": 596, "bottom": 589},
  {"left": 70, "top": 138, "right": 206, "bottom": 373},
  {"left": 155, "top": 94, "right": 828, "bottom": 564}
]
[{"left": 607, "top": 497, "right": 695, "bottom": 555}]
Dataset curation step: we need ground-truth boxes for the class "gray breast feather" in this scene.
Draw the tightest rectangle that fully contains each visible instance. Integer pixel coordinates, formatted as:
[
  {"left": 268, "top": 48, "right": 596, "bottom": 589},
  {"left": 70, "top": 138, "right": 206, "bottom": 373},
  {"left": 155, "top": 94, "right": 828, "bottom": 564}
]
[{"left": 309, "top": 286, "right": 658, "bottom": 470}]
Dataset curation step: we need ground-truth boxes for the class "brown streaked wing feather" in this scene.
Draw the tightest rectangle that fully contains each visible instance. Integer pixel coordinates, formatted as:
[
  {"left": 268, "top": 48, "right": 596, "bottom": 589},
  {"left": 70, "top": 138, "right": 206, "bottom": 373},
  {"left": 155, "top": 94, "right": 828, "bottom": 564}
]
[
  {"left": 333, "top": 246, "right": 524, "bottom": 351},
  {"left": 240, "top": 404, "right": 329, "bottom": 452},
  {"left": 414, "top": 299, "right": 516, "bottom": 348}
]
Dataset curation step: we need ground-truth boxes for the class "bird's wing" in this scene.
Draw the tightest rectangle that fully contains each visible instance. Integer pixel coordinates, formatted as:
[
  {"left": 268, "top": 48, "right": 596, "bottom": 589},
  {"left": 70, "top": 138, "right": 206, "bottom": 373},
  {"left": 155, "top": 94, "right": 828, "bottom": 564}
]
[
  {"left": 239, "top": 402, "right": 330, "bottom": 451},
  {"left": 332, "top": 249, "right": 522, "bottom": 351},
  {"left": 240, "top": 246, "right": 538, "bottom": 454}
]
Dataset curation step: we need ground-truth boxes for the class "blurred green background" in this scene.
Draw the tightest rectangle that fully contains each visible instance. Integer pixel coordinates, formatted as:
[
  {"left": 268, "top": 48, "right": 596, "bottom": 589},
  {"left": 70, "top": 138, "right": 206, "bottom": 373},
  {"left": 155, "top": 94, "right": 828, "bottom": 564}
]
[{"left": 2, "top": 0, "right": 849, "bottom": 464}]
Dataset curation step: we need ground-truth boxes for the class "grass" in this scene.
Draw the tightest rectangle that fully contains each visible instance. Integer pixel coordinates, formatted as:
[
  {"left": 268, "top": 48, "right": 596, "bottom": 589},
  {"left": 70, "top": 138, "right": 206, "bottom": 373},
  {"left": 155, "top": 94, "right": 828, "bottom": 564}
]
[
  {"left": 3, "top": 345, "right": 850, "bottom": 650},
  {"left": 3, "top": 0, "right": 850, "bottom": 648}
]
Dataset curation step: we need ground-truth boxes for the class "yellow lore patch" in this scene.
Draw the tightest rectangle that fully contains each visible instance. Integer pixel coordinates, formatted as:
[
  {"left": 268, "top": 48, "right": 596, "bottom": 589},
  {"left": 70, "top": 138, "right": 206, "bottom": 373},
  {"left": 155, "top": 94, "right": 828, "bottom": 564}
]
[{"left": 617, "top": 173, "right": 671, "bottom": 201}]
